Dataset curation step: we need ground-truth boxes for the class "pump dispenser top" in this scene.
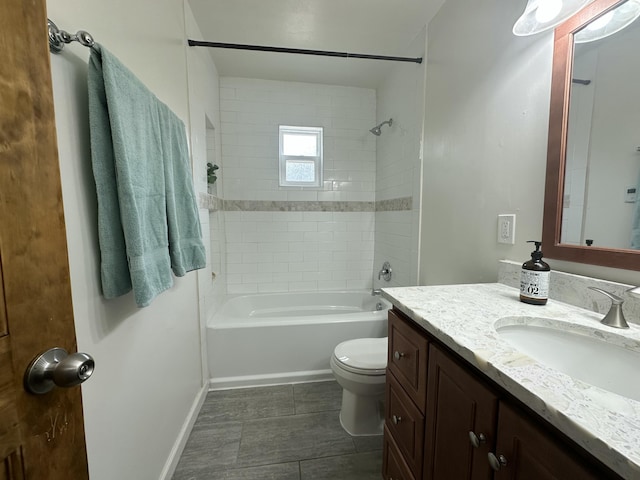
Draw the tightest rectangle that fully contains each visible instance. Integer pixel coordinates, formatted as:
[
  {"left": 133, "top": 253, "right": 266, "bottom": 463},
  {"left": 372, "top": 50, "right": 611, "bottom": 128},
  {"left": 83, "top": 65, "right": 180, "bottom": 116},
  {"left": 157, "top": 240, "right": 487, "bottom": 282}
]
[{"left": 520, "top": 240, "right": 550, "bottom": 305}]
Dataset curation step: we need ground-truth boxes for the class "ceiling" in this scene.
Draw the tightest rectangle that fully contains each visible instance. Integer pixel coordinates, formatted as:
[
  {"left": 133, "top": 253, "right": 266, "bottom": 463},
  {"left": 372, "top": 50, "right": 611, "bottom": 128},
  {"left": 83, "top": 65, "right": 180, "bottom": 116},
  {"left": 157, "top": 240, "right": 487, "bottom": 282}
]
[{"left": 187, "top": 0, "right": 445, "bottom": 89}]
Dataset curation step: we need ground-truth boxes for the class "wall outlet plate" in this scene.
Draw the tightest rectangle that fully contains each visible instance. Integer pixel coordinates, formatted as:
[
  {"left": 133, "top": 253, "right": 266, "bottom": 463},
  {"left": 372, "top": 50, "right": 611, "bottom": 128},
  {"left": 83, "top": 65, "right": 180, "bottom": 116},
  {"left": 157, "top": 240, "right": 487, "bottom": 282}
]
[{"left": 498, "top": 214, "right": 516, "bottom": 244}]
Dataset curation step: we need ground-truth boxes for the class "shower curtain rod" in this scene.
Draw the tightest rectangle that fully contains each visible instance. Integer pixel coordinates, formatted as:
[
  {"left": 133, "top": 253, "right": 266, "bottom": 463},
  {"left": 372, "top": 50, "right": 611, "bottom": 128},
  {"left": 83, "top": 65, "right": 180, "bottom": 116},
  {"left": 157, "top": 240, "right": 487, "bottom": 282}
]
[{"left": 187, "top": 40, "right": 423, "bottom": 64}]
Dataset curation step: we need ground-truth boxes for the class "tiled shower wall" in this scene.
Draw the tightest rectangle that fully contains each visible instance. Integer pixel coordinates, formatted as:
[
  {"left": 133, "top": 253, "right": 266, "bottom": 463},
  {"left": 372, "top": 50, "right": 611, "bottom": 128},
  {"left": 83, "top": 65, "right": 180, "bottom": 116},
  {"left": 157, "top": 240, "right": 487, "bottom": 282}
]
[
  {"left": 219, "top": 78, "right": 377, "bottom": 294},
  {"left": 373, "top": 28, "right": 426, "bottom": 289},
  {"left": 205, "top": 127, "right": 227, "bottom": 314}
]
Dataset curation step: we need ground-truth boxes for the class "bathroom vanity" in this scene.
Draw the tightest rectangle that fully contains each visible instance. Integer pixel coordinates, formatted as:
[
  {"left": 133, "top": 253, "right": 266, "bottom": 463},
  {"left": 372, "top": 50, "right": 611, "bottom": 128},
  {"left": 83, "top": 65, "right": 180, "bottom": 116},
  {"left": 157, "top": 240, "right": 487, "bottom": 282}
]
[{"left": 381, "top": 283, "right": 640, "bottom": 480}]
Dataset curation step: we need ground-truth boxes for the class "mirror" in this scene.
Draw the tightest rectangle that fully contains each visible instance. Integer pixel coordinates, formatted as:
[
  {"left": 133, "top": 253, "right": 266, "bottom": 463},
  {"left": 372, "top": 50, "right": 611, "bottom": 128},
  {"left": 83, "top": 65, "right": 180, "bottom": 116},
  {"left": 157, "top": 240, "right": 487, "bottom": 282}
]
[{"left": 542, "top": 0, "right": 640, "bottom": 270}]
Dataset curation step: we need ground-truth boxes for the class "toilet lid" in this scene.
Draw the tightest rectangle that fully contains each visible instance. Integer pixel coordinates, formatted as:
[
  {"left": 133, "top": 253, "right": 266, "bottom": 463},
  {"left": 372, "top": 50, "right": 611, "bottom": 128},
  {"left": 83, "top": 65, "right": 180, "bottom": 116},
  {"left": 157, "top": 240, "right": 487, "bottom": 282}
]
[{"left": 333, "top": 337, "right": 388, "bottom": 373}]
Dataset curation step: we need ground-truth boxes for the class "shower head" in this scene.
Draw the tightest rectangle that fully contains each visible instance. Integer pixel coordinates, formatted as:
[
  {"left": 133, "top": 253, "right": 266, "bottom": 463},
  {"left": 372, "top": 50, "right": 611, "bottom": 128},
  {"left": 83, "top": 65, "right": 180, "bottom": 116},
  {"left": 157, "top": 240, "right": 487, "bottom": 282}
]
[{"left": 369, "top": 118, "right": 393, "bottom": 136}]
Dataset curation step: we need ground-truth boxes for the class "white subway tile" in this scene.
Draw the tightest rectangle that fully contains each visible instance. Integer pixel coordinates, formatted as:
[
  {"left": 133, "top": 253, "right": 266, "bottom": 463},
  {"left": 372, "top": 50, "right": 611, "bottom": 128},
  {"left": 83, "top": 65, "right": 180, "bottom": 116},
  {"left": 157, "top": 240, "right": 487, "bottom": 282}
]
[
  {"left": 318, "top": 280, "right": 347, "bottom": 291},
  {"left": 227, "top": 263, "right": 258, "bottom": 275},
  {"left": 303, "top": 271, "right": 333, "bottom": 282},
  {"left": 273, "top": 272, "right": 304, "bottom": 283},
  {"left": 274, "top": 252, "right": 303, "bottom": 263},
  {"left": 288, "top": 281, "right": 318, "bottom": 292},
  {"left": 242, "top": 273, "right": 273, "bottom": 284},
  {"left": 258, "top": 242, "right": 289, "bottom": 253},
  {"left": 257, "top": 263, "right": 288, "bottom": 273},
  {"left": 258, "top": 283, "right": 289, "bottom": 293},
  {"left": 288, "top": 262, "right": 319, "bottom": 273},
  {"left": 288, "top": 222, "right": 318, "bottom": 232},
  {"left": 228, "top": 284, "right": 258, "bottom": 294}
]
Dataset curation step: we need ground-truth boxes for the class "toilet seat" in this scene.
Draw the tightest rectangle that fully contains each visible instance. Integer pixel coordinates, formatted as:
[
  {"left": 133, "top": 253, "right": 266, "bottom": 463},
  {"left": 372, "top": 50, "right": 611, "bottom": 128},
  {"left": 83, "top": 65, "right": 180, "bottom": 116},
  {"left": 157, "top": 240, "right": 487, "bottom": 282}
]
[{"left": 332, "top": 337, "right": 387, "bottom": 376}]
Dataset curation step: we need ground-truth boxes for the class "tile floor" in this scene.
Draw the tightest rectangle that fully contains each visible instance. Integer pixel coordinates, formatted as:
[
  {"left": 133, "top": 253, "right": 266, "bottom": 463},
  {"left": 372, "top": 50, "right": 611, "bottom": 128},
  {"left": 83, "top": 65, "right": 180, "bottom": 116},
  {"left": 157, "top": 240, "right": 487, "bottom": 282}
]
[{"left": 172, "top": 381, "right": 383, "bottom": 480}]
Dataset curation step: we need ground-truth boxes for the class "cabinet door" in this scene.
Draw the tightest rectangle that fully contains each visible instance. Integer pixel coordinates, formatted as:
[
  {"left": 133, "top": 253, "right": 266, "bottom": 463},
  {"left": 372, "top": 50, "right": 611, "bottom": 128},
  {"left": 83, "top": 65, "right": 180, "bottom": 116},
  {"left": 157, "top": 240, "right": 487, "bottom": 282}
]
[
  {"left": 492, "top": 402, "right": 605, "bottom": 480},
  {"left": 424, "top": 345, "right": 498, "bottom": 480},
  {"left": 388, "top": 310, "right": 429, "bottom": 410},
  {"left": 383, "top": 425, "right": 417, "bottom": 480}
]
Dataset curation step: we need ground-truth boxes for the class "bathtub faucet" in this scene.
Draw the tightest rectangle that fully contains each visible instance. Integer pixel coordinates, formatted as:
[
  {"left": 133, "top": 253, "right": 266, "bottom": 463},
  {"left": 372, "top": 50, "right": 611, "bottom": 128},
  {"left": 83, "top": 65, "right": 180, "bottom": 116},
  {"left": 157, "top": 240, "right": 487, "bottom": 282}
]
[
  {"left": 378, "top": 262, "right": 392, "bottom": 282},
  {"left": 372, "top": 289, "right": 382, "bottom": 296}
]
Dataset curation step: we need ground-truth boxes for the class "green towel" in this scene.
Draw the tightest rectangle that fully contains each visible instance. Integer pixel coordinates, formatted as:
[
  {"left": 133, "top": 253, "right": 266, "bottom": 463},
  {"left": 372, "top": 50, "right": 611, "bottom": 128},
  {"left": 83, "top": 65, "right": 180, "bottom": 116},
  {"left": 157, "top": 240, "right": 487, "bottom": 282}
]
[
  {"left": 158, "top": 102, "right": 207, "bottom": 275},
  {"left": 88, "top": 44, "right": 205, "bottom": 307}
]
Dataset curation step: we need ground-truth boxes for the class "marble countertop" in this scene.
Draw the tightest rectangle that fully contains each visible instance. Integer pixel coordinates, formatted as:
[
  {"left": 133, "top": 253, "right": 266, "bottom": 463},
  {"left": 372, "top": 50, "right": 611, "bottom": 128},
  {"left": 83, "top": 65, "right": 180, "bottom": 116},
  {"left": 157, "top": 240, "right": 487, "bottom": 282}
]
[{"left": 381, "top": 283, "right": 640, "bottom": 479}]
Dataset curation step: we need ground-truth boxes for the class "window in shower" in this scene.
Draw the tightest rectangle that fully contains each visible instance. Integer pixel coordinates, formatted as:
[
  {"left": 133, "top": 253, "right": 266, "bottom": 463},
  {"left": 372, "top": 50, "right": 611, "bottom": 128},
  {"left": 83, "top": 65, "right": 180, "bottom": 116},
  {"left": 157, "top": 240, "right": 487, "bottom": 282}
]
[{"left": 278, "top": 125, "right": 323, "bottom": 187}]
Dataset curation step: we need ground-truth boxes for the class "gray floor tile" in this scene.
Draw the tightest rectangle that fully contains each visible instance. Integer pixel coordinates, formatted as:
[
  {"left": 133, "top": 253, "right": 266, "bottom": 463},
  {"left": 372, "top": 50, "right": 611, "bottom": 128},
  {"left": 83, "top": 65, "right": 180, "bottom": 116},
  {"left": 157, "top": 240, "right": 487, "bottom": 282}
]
[
  {"left": 198, "top": 385, "right": 295, "bottom": 423},
  {"left": 300, "top": 451, "right": 383, "bottom": 480},
  {"left": 172, "top": 421, "right": 243, "bottom": 479},
  {"left": 222, "top": 462, "right": 300, "bottom": 480},
  {"left": 236, "top": 411, "right": 356, "bottom": 467},
  {"left": 353, "top": 434, "right": 384, "bottom": 453},
  {"left": 293, "top": 381, "right": 342, "bottom": 414}
]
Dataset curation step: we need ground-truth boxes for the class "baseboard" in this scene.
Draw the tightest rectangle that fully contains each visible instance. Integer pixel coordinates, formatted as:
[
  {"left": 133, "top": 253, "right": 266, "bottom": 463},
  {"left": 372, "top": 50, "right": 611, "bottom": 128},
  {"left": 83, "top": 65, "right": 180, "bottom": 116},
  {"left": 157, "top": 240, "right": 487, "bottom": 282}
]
[
  {"left": 209, "top": 369, "right": 334, "bottom": 390},
  {"left": 159, "top": 383, "right": 209, "bottom": 480}
]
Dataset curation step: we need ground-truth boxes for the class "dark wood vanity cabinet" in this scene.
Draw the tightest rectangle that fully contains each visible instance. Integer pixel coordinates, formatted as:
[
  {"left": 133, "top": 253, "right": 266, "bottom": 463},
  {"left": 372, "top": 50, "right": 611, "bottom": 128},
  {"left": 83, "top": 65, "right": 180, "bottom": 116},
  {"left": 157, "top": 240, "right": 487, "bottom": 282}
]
[{"left": 382, "top": 308, "right": 618, "bottom": 480}]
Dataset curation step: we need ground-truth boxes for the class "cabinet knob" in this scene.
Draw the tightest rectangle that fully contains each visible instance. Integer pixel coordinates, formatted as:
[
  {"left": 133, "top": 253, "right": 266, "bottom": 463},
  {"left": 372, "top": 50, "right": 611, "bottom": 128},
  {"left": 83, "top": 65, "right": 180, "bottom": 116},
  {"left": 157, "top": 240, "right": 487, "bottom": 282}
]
[
  {"left": 393, "top": 351, "right": 405, "bottom": 360},
  {"left": 468, "top": 431, "right": 486, "bottom": 448},
  {"left": 392, "top": 415, "right": 402, "bottom": 425},
  {"left": 488, "top": 452, "right": 508, "bottom": 471}
]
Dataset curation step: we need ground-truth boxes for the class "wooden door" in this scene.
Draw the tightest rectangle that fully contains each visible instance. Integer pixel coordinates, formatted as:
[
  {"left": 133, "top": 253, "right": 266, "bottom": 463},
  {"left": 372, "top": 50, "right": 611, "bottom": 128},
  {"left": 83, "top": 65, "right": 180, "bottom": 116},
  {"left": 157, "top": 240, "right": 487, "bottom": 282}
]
[
  {"left": 493, "top": 402, "right": 606, "bottom": 480},
  {"left": 0, "top": 1, "right": 89, "bottom": 479},
  {"left": 424, "top": 345, "right": 497, "bottom": 480}
]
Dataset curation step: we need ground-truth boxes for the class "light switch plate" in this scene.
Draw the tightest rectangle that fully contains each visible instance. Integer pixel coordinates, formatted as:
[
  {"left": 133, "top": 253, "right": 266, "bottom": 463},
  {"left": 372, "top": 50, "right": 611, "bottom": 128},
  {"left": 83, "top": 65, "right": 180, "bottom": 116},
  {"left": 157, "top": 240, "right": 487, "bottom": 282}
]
[
  {"left": 498, "top": 214, "right": 516, "bottom": 244},
  {"left": 625, "top": 186, "right": 637, "bottom": 203}
]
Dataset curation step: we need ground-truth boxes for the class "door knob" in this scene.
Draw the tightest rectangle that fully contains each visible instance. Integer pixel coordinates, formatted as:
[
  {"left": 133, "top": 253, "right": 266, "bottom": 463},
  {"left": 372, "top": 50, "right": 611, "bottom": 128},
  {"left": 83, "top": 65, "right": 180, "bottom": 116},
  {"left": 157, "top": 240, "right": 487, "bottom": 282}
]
[{"left": 24, "top": 347, "right": 95, "bottom": 395}]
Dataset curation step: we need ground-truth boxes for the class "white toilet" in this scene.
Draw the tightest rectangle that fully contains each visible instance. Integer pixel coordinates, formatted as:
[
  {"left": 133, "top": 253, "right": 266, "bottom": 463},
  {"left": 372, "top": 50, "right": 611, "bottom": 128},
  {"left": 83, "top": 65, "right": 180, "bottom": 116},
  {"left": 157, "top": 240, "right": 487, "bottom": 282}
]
[{"left": 330, "top": 337, "right": 388, "bottom": 436}]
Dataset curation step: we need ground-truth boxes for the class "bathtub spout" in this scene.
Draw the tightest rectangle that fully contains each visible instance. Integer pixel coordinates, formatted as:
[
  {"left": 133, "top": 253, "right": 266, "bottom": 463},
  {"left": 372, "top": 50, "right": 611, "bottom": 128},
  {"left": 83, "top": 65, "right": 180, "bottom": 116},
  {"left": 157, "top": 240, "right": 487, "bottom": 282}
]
[{"left": 372, "top": 289, "right": 382, "bottom": 296}]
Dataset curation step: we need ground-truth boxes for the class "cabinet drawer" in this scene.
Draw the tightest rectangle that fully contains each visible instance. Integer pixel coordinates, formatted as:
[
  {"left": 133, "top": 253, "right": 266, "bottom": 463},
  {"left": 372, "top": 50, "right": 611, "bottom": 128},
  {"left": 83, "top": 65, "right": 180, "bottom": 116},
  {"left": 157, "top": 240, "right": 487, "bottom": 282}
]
[
  {"left": 383, "top": 425, "right": 417, "bottom": 480},
  {"left": 386, "top": 371, "right": 424, "bottom": 479},
  {"left": 388, "top": 310, "right": 429, "bottom": 410}
]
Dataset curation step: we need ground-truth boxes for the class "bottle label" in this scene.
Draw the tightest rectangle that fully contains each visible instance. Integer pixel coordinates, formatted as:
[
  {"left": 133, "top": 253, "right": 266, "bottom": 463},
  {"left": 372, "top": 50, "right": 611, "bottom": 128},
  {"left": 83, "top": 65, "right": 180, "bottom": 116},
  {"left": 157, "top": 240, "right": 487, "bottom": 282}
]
[{"left": 520, "top": 270, "right": 550, "bottom": 299}]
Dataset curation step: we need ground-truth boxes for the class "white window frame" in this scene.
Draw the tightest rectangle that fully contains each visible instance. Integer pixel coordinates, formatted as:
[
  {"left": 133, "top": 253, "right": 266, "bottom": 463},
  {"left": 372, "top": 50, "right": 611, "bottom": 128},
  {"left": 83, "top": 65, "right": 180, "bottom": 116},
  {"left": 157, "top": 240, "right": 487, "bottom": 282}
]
[{"left": 278, "top": 125, "right": 323, "bottom": 187}]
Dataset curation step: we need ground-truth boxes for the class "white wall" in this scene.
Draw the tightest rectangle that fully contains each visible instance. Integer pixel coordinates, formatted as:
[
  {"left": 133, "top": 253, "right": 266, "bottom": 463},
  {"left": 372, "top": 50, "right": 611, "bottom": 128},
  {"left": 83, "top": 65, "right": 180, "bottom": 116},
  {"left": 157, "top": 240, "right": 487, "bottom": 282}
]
[
  {"left": 580, "top": 24, "right": 640, "bottom": 249},
  {"left": 420, "top": 0, "right": 554, "bottom": 285},
  {"left": 219, "top": 78, "right": 377, "bottom": 293},
  {"left": 420, "top": 0, "right": 640, "bottom": 287},
  {"left": 47, "top": 0, "right": 211, "bottom": 478},
  {"left": 374, "top": 28, "right": 427, "bottom": 288},
  {"left": 562, "top": 48, "right": 597, "bottom": 245}
]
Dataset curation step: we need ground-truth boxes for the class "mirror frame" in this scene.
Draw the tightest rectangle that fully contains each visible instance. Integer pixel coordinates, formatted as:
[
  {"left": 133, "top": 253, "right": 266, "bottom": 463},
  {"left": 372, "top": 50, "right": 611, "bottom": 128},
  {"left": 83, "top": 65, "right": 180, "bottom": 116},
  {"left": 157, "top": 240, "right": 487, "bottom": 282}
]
[{"left": 542, "top": 0, "right": 640, "bottom": 270}]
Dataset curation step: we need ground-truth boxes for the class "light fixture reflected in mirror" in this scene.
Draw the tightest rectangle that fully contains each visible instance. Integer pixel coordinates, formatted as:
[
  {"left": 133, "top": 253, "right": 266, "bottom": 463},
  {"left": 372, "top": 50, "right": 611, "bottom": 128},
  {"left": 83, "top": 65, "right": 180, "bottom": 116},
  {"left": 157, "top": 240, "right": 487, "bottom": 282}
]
[
  {"left": 574, "top": 0, "right": 640, "bottom": 41},
  {"left": 513, "top": 0, "right": 594, "bottom": 35}
]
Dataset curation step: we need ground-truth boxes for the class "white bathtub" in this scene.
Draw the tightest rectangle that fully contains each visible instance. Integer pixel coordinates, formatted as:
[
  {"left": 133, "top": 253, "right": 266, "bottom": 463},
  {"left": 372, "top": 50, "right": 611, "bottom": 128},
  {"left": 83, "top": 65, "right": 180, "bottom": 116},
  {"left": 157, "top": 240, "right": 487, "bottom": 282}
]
[{"left": 207, "top": 291, "right": 390, "bottom": 389}]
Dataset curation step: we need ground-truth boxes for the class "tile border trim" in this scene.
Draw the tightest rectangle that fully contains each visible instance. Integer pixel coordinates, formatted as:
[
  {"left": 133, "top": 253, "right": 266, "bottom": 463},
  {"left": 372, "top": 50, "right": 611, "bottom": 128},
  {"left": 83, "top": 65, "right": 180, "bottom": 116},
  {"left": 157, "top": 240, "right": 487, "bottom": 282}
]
[
  {"left": 200, "top": 195, "right": 414, "bottom": 213},
  {"left": 376, "top": 197, "right": 412, "bottom": 212}
]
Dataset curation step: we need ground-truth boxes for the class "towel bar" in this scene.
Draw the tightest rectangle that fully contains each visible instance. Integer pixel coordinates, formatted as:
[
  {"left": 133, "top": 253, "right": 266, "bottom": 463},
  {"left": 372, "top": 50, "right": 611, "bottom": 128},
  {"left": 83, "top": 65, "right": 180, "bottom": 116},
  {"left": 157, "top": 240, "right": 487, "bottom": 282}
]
[{"left": 48, "top": 19, "right": 94, "bottom": 54}]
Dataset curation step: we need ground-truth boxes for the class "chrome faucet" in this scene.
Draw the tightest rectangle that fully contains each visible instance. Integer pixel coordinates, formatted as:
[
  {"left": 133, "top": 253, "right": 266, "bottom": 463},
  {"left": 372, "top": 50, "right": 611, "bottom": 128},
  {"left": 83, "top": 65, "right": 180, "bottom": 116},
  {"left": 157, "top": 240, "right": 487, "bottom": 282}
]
[
  {"left": 372, "top": 289, "right": 382, "bottom": 296},
  {"left": 378, "top": 262, "right": 392, "bottom": 282},
  {"left": 589, "top": 287, "right": 629, "bottom": 329}
]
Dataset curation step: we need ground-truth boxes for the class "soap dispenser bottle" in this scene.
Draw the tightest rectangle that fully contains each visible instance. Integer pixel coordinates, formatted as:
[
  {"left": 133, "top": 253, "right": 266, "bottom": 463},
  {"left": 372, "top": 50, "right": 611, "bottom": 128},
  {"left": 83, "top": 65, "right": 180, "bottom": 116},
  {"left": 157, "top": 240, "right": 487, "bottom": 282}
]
[{"left": 520, "top": 241, "right": 550, "bottom": 305}]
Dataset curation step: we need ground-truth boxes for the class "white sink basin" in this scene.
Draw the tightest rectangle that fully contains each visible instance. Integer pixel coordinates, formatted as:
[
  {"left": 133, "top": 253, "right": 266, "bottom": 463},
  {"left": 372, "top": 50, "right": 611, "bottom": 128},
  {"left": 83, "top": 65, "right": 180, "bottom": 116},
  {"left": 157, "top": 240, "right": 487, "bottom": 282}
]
[{"left": 495, "top": 317, "right": 640, "bottom": 402}]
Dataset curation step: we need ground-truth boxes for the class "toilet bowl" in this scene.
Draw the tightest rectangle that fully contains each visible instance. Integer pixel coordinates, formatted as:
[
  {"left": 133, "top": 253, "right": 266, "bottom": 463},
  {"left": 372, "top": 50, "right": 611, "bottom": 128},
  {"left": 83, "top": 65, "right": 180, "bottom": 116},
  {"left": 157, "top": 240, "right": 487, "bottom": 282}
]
[{"left": 330, "top": 337, "right": 388, "bottom": 436}]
